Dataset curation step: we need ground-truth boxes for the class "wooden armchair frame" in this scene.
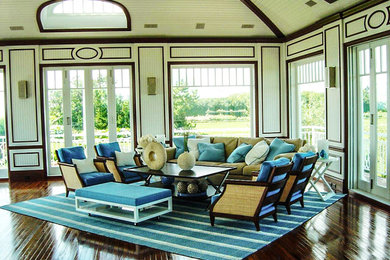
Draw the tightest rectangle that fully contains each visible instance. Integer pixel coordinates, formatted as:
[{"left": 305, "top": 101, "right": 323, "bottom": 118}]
[
  {"left": 278, "top": 154, "right": 318, "bottom": 214},
  {"left": 55, "top": 150, "right": 108, "bottom": 197},
  {"left": 209, "top": 162, "right": 293, "bottom": 231}
]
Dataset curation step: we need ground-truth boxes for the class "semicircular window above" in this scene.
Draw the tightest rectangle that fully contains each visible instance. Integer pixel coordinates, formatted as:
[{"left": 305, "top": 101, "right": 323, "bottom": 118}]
[{"left": 38, "top": 0, "right": 131, "bottom": 32}]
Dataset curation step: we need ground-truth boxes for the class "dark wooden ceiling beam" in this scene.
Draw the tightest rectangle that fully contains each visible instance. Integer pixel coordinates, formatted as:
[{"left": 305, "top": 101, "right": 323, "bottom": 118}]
[{"left": 240, "top": 0, "right": 285, "bottom": 39}]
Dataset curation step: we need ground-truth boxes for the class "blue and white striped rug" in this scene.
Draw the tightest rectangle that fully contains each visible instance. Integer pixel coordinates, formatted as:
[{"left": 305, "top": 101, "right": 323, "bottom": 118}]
[{"left": 0, "top": 191, "right": 344, "bottom": 260}]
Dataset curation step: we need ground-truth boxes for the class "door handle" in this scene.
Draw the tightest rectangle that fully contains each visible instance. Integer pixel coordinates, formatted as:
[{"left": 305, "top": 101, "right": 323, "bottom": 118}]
[
  {"left": 66, "top": 117, "right": 71, "bottom": 125},
  {"left": 370, "top": 114, "right": 374, "bottom": 125}
]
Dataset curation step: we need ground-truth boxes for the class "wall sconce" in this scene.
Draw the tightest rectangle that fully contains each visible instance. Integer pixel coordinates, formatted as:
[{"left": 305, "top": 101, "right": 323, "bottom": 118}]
[
  {"left": 325, "top": 67, "right": 336, "bottom": 88},
  {"left": 18, "top": 80, "right": 28, "bottom": 99},
  {"left": 147, "top": 77, "right": 156, "bottom": 95}
]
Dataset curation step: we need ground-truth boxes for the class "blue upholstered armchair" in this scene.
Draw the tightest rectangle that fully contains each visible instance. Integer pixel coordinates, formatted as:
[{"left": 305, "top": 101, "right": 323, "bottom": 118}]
[
  {"left": 94, "top": 142, "right": 143, "bottom": 183},
  {"left": 209, "top": 158, "right": 293, "bottom": 231},
  {"left": 278, "top": 152, "right": 318, "bottom": 214},
  {"left": 56, "top": 146, "right": 114, "bottom": 197}
]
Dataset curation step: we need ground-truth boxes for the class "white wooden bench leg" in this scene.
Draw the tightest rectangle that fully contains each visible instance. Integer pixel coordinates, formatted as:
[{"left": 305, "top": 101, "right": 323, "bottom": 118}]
[
  {"left": 168, "top": 197, "right": 172, "bottom": 211},
  {"left": 134, "top": 207, "right": 139, "bottom": 225}
]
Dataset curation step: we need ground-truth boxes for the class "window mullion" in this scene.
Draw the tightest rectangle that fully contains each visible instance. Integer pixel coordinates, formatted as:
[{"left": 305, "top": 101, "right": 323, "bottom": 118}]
[
  {"left": 84, "top": 69, "right": 95, "bottom": 158},
  {"left": 107, "top": 68, "right": 117, "bottom": 143},
  {"left": 63, "top": 69, "right": 72, "bottom": 148}
]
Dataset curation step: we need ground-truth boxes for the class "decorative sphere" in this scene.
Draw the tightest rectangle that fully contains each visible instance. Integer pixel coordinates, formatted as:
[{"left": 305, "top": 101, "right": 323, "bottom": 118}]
[
  {"left": 177, "top": 181, "right": 188, "bottom": 193},
  {"left": 177, "top": 152, "right": 195, "bottom": 170},
  {"left": 143, "top": 142, "right": 167, "bottom": 170},
  {"left": 198, "top": 180, "right": 208, "bottom": 192},
  {"left": 187, "top": 183, "right": 199, "bottom": 194}
]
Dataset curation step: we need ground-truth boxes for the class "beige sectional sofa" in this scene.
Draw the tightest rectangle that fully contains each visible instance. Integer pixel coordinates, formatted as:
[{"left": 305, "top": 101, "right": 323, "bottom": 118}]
[{"left": 166, "top": 136, "right": 306, "bottom": 180}]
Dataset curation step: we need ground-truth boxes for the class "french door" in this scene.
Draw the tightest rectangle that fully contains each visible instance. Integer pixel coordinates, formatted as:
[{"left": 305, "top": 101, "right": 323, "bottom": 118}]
[
  {"left": 0, "top": 68, "right": 7, "bottom": 178},
  {"left": 44, "top": 66, "right": 133, "bottom": 175},
  {"left": 356, "top": 40, "right": 390, "bottom": 200}
]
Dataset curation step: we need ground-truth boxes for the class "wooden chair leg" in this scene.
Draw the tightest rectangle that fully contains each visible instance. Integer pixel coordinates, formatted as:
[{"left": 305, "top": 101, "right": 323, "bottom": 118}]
[
  {"left": 300, "top": 198, "right": 304, "bottom": 208},
  {"left": 272, "top": 212, "right": 277, "bottom": 222},
  {"left": 66, "top": 189, "right": 69, "bottom": 197},
  {"left": 254, "top": 220, "right": 260, "bottom": 231},
  {"left": 210, "top": 215, "right": 215, "bottom": 226},
  {"left": 286, "top": 205, "right": 291, "bottom": 215}
]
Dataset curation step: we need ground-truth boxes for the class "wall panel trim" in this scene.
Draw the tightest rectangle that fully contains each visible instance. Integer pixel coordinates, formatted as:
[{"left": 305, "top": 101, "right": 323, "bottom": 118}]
[
  {"left": 287, "top": 32, "right": 323, "bottom": 57},
  {"left": 169, "top": 46, "right": 255, "bottom": 59},
  {"left": 12, "top": 152, "right": 40, "bottom": 168}
]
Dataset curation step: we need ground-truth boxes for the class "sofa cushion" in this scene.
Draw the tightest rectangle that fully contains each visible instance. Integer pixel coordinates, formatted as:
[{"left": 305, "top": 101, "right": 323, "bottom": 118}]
[
  {"left": 282, "top": 138, "right": 305, "bottom": 152},
  {"left": 265, "top": 138, "right": 295, "bottom": 161},
  {"left": 245, "top": 140, "right": 269, "bottom": 165},
  {"left": 198, "top": 143, "right": 225, "bottom": 162},
  {"left": 173, "top": 135, "right": 195, "bottom": 159},
  {"left": 243, "top": 164, "right": 262, "bottom": 176},
  {"left": 256, "top": 158, "right": 290, "bottom": 182},
  {"left": 219, "top": 162, "right": 247, "bottom": 175},
  {"left": 72, "top": 158, "right": 98, "bottom": 174},
  {"left": 57, "top": 146, "right": 86, "bottom": 164},
  {"left": 115, "top": 151, "right": 136, "bottom": 166},
  {"left": 79, "top": 172, "right": 114, "bottom": 186},
  {"left": 227, "top": 143, "right": 253, "bottom": 163},
  {"left": 195, "top": 161, "right": 223, "bottom": 167},
  {"left": 212, "top": 137, "right": 238, "bottom": 158},
  {"left": 274, "top": 152, "right": 296, "bottom": 161},
  {"left": 237, "top": 137, "right": 266, "bottom": 147},
  {"left": 96, "top": 142, "right": 121, "bottom": 158},
  {"left": 188, "top": 137, "right": 210, "bottom": 160},
  {"left": 292, "top": 152, "right": 316, "bottom": 171}
]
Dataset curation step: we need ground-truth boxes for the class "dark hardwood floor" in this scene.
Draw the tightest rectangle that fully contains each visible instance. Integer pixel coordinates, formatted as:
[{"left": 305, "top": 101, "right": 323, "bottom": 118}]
[{"left": 0, "top": 179, "right": 389, "bottom": 260}]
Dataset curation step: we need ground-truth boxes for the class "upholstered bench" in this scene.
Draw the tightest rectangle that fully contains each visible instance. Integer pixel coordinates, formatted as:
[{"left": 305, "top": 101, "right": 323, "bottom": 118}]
[{"left": 75, "top": 182, "right": 172, "bottom": 225}]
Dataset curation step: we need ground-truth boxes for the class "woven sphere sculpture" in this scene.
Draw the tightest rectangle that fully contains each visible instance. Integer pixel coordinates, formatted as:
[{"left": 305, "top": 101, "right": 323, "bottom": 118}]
[
  {"left": 177, "top": 181, "right": 188, "bottom": 193},
  {"left": 187, "top": 182, "right": 199, "bottom": 194},
  {"left": 177, "top": 152, "right": 195, "bottom": 170},
  {"left": 198, "top": 180, "right": 208, "bottom": 192},
  {"left": 143, "top": 142, "right": 167, "bottom": 170}
]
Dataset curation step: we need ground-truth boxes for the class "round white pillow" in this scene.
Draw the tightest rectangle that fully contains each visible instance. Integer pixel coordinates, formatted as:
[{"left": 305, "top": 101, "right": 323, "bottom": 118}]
[
  {"left": 143, "top": 142, "right": 167, "bottom": 170},
  {"left": 245, "top": 140, "right": 270, "bottom": 165}
]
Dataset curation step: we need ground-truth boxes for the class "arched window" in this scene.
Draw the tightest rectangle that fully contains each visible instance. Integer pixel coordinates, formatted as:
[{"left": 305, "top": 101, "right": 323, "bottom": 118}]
[{"left": 37, "top": 0, "right": 131, "bottom": 32}]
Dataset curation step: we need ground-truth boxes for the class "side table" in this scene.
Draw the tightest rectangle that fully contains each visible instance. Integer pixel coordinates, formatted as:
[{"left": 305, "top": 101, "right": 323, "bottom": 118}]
[{"left": 308, "top": 157, "right": 338, "bottom": 201}]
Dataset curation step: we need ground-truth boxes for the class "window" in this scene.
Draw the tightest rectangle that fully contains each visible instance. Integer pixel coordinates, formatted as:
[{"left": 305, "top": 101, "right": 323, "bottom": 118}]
[
  {"left": 170, "top": 64, "right": 255, "bottom": 137},
  {"left": 45, "top": 66, "right": 133, "bottom": 175},
  {"left": 0, "top": 68, "right": 7, "bottom": 178},
  {"left": 38, "top": 0, "right": 131, "bottom": 31},
  {"left": 291, "top": 58, "right": 326, "bottom": 147}
]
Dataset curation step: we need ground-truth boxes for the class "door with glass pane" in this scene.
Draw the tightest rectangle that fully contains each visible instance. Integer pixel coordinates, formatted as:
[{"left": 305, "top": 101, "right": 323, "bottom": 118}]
[
  {"left": 0, "top": 68, "right": 7, "bottom": 178},
  {"left": 45, "top": 66, "right": 133, "bottom": 175},
  {"left": 356, "top": 41, "right": 389, "bottom": 200}
]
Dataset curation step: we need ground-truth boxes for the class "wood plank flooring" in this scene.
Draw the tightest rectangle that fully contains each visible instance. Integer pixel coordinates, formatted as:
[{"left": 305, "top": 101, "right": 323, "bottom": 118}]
[{"left": 0, "top": 179, "right": 389, "bottom": 260}]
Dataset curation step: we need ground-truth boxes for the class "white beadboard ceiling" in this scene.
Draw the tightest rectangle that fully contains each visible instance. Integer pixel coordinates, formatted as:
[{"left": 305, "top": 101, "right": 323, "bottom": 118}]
[{"left": 0, "top": 0, "right": 366, "bottom": 40}]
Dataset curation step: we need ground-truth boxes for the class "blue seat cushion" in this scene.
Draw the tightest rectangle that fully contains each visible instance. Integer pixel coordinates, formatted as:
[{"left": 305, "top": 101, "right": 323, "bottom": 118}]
[
  {"left": 211, "top": 194, "right": 220, "bottom": 204},
  {"left": 57, "top": 146, "right": 86, "bottom": 164},
  {"left": 259, "top": 204, "right": 275, "bottom": 216},
  {"left": 173, "top": 136, "right": 195, "bottom": 159},
  {"left": 265, "top": 138, "right": 295, "bottom": 161},
  {"left": 198, "top": 143, "right": 225, "bottom": 162},
  {"left": 256, "top": 158, "right": 290, "bottom": 182},
  {"left": 266, "top": 189, "right": 280, "bottom": 197},
  {"left": 291, "top": 191, "right": 303, "bottom": 202},
  {"left": 75, "top": 182, "right": 172, "bottom": 206},
  {"left": 297, "top": 177, "right": 307, "bottom": 185},
  {"left": 292, "top": 152, "right": 316, "bottom": 171},
  {"left": 226, "top": 143, "right": 253, "bottom": 163},
  {"left": 79, "top": 172, "right": 114, "bottom": 186},
  {"left": 96, "top": 142, "right": 121, "bottom": 158}
]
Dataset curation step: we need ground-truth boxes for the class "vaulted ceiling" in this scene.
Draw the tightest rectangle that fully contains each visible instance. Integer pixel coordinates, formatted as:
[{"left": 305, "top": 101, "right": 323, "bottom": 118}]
[{"left": 0, "top": 0, "right": 367, "bottom": 41}]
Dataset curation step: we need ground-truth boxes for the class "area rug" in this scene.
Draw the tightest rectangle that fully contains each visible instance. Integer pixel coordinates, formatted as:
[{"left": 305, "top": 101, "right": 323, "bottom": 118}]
[{"left": 0, "top": 191, "right": 345, "bottom": 260}]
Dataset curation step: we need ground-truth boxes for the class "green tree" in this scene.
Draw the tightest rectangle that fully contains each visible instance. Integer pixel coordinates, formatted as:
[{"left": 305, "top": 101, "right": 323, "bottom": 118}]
[
  {"left": 116, "top": 94, "right": 130, "bottom": 130},
  {"left": 0, "top": 117, "right": 5, "bottom": 136},
  {"left": 300, "top": 91, "right": 325, "bottom": 127},
  {"left": 93, "top": 89, "right": 108, "bottom": 130},
  {"left": 173, "top": 87, "right": 199, "bottom": 130}
]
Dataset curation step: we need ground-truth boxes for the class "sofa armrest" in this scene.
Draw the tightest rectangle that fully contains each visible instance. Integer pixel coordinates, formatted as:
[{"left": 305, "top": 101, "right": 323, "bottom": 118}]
[
  {"left": 274, "top": 152, "right": 296, "bottom": 161},
  {"left": 165, "top": 147, "right": 176, "bottom": 161}
]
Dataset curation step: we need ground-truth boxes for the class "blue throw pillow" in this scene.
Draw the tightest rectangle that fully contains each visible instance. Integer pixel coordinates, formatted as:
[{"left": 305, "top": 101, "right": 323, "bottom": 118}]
[
  {"left": 173, "top": 136, "right": 195, "bottom": 159},
  {"left": 256, "top": 158, "right": 290, "bottom": 182},
  {"left": 292, "top": 152, "right": 316, "bottom": 171},
  {"left": 198, "top": 143, "right": 225, "bottom": 162},
  {"left": 226, "top": 143, "right": 253, "bottom": 163},
  {"left": 96, "top": 142, "right": 121, "bottom": 158},
  {"left": 265, "top": 138, "right": 295, "bottom": 161},
  {"left": 57, "top": 146, "right": 86, "bottom": 164}
]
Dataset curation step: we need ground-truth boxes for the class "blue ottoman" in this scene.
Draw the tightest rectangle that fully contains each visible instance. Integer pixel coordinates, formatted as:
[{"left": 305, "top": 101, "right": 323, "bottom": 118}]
[{"left": 75, "top": 182, "right": 172, "bottom": 225}]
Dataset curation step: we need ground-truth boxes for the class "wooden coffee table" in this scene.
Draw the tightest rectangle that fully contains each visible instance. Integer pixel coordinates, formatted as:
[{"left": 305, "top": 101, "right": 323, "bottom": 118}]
[{"left": 124, "top": 163, "right": 235, "bottom": 196}]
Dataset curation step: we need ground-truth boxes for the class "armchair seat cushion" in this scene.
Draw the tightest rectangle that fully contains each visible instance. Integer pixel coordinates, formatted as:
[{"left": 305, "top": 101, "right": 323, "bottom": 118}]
[
  {"left": 291, "top": 191, "right": 303, "bottom": 202},
  {"left": 259, "top": 204, "right": 275, "bottom": 216},
  {"left": 79, "top": 172, "right": 114, "bottom": 186}
]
